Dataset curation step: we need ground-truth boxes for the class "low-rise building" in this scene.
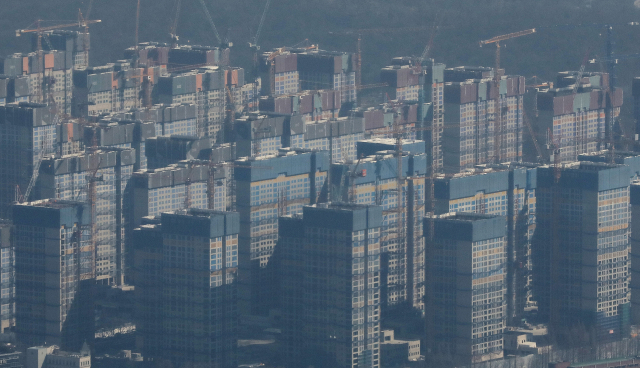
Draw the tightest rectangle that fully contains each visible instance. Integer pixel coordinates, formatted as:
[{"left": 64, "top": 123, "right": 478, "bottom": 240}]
[
  {"left": 0, "top": 344, "right": 22, "bottom": 368},
  {"left": 503, "top": 331, "right": 539, "bottom": 355},
  {"left": 380, "top": 330, "right": 421, "bottom": 368},
  {"left": 26, "top": 344, "right": 90, "bottom": 368}
]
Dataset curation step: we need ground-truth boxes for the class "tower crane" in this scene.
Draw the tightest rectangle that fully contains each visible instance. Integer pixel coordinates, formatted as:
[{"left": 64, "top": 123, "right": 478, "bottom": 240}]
[
  {"left": 590, "top": 51, "right": 640, "bottom": 148},
  {"left": 197, "top": 0, "right": 232, "bottom": 65},
  {"left": 541, "top": 22, "right": 640, "bottom": 147},
  {"left": 249, "top": 0, "right": 272, "bottom": 64},
  {"left": 479, "top": 28, "right": 536, "bottom": 74},
  {"left": 134, "top": 0, "right": 141, "bottom": 69},
  {"left": 329, "top": 26, "right": 430, "bottom": 97},
  {"left": 16, "top": 16, "right": 101, "bottom": 102},
  {"left": 249, "top": 0, "right": 272, "bottom": 109},
  {"left": 169, "top": 0, "right": 183, "bottom": 48},
  {"left": 480, "top": 28, "right": 536, "bottom": 164},
  {"left": 79, "top": 0, "right": 94, "bottom": 68},
  {"left": 570, "top": 48, "right": 592, "bottom": 157}
]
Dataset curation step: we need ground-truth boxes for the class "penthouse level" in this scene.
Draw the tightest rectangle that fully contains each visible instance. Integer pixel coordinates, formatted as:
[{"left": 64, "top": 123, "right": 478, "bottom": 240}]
[
  {"left": 83, "top": 118, "right": 155, "bottom": 171},
  {"left": 94, "top": 103, "right": 197, "bottom": 138},
  {"left": 258, "top": 89, "right": 343, "bottom": 122},
  {"left": 145, "top": 135, "right": 234, "bottom": 169},
  {"left": 125, "top": 43, "right": 231, "bottom": 68}
]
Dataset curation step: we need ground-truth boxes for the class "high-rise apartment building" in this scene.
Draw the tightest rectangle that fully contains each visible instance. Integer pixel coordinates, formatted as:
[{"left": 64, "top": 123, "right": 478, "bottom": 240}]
[
  {"left": 330, "top": 148, "right": 428, "bottom": 311},
  {"left": 36, "top": 30, "right": 90, "bottom": 70},
  {"left": 72, "top": 62, "right": 165, "bottom": 117},
  {"left": 156, "top": 68, "right": 226, "bottom": 139},
  {"left": 0, "top": 221, "right": 14, "bottom": 333},
  {"left": 0, "top": 103, "right": 57, "bottom": 219},
  {"left": 0, "top": 74, "right": 28, "bottom": 107},
  {"left": 533, "top": 162, "right": 630, "bottom": 341},
  {"left": 261, "top": 47, "right": 357, "bottom": 104},
  {"left": 424, "top": 213, "right": 507, "bottom": 364},
  {"left": 127, "top": 161, "right": 225, "bottom": 279},
  {"left": 279, "top": 203, "right": 382, "bottom": 368},
  {"left": 235, "top": 148, "right": 328, "bottom": 315},
  {"left": 533, "top": 72, "right": 621, "bottom": 163},
  {"left": 128, "top": 161, "right": 224, "bottom": 225},
  {"left": 36, "top": 148, "right": 136, "bottom": 285},
  {"left": 235, "top": 112, "right": 365, "bottom": 161},
  {"left": 381, "top": 58, "right": 425, "bottom": 102},
  {"left": 433, "top": 163, "right": 537, "bottom": 323},
  {"left": 133, "top": 210, "right": 238, "bottom": 368},
  {"left": 234, "top": 114, "right": 289, "bottom": 158},
  {"left": 380, "top": 57, "right": 445, "bottom": 174},
  {"left": 13, "top": 200, "right": 93, "bottom": 351},
  {"left": 26, "top": 50, "right": 74, "bottom": 113},
  {"left": 157, "top": 66, "right": 257, "bottom": 140},
  {"left": 442, "top": 66, "right": 525, "bottom": 172},
  {"left": 291, "top": 116, "right": 365, "bottom": 163}
]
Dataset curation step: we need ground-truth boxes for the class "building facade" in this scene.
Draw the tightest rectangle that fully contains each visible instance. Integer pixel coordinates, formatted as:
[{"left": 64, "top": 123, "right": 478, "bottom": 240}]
[
  {"left": 0, "top": 222, "right": 14, "bottom": 333},
  {"left": 134, "top": 210, "right": 238, "bottom": 368},
  {"left": 0, "top": 103, "right": 57, "bottom": 219},
  {"left": 433, "top": 163, "right": 537, "bottom": 324},
  {"left": 13, "top": 200, "right": 93, "bottom": 351},
  {"left": 533, "top": 72, "right": 621, "bottom": 163},
  {"left": 84, "top": 118, "right": 156, "bottom": 171},
  {"left": 279, "top": 204, "right": 382, "bottom": 368},
  {"left": 36, "top": 149, "right": 136, "bottom": 285},
  {"left": 631, "top": 180, "right": 640, "bottom": 325},
  {"left": 235, "top": 149, "right": 328, "bottom": 315},
  {"left": 26, "top": 344, "right": 91, "bottom": 368},
  {"left": 424, "top": 213, "right": 507, "bottom": 365},
  {"left": 443, "top": 66, "right": 525, "bottom": 172},
  {"left": 533, "top": 162, "right": 630, "bottom": 341},
  {"left": 261, "top": 48, "right": 356, "bottom": 104},
  {"left": 330, "top": 148, "right": 428, "bottom": 311}
]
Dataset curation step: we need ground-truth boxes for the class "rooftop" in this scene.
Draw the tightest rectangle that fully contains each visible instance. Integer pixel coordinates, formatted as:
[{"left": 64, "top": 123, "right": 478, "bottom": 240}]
[
  {"left": 17, "top": 199, "right": 84, "bottom": 210},
  {"left": 431, "top": 212, "right": 499, "bottom": 222}
]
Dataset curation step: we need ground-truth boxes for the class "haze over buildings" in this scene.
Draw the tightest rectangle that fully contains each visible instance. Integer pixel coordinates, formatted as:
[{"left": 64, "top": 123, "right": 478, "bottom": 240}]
[{"left": 0, "top": 5, "right": 639, "bottom": 368}]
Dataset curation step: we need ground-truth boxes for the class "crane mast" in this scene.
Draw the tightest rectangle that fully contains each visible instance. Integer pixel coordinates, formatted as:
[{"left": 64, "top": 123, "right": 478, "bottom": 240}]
[
  {"left": 480, "top": 28, "right": 536, "bottom": 163},
  {"left": 16, "top": 17, "right": 101, "bottom": 102}
]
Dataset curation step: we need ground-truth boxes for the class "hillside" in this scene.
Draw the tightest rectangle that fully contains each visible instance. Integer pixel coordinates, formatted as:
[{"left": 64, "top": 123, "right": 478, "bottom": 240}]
[{"left": 3, "top": 0, "right": 640, "bottom": 121}]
